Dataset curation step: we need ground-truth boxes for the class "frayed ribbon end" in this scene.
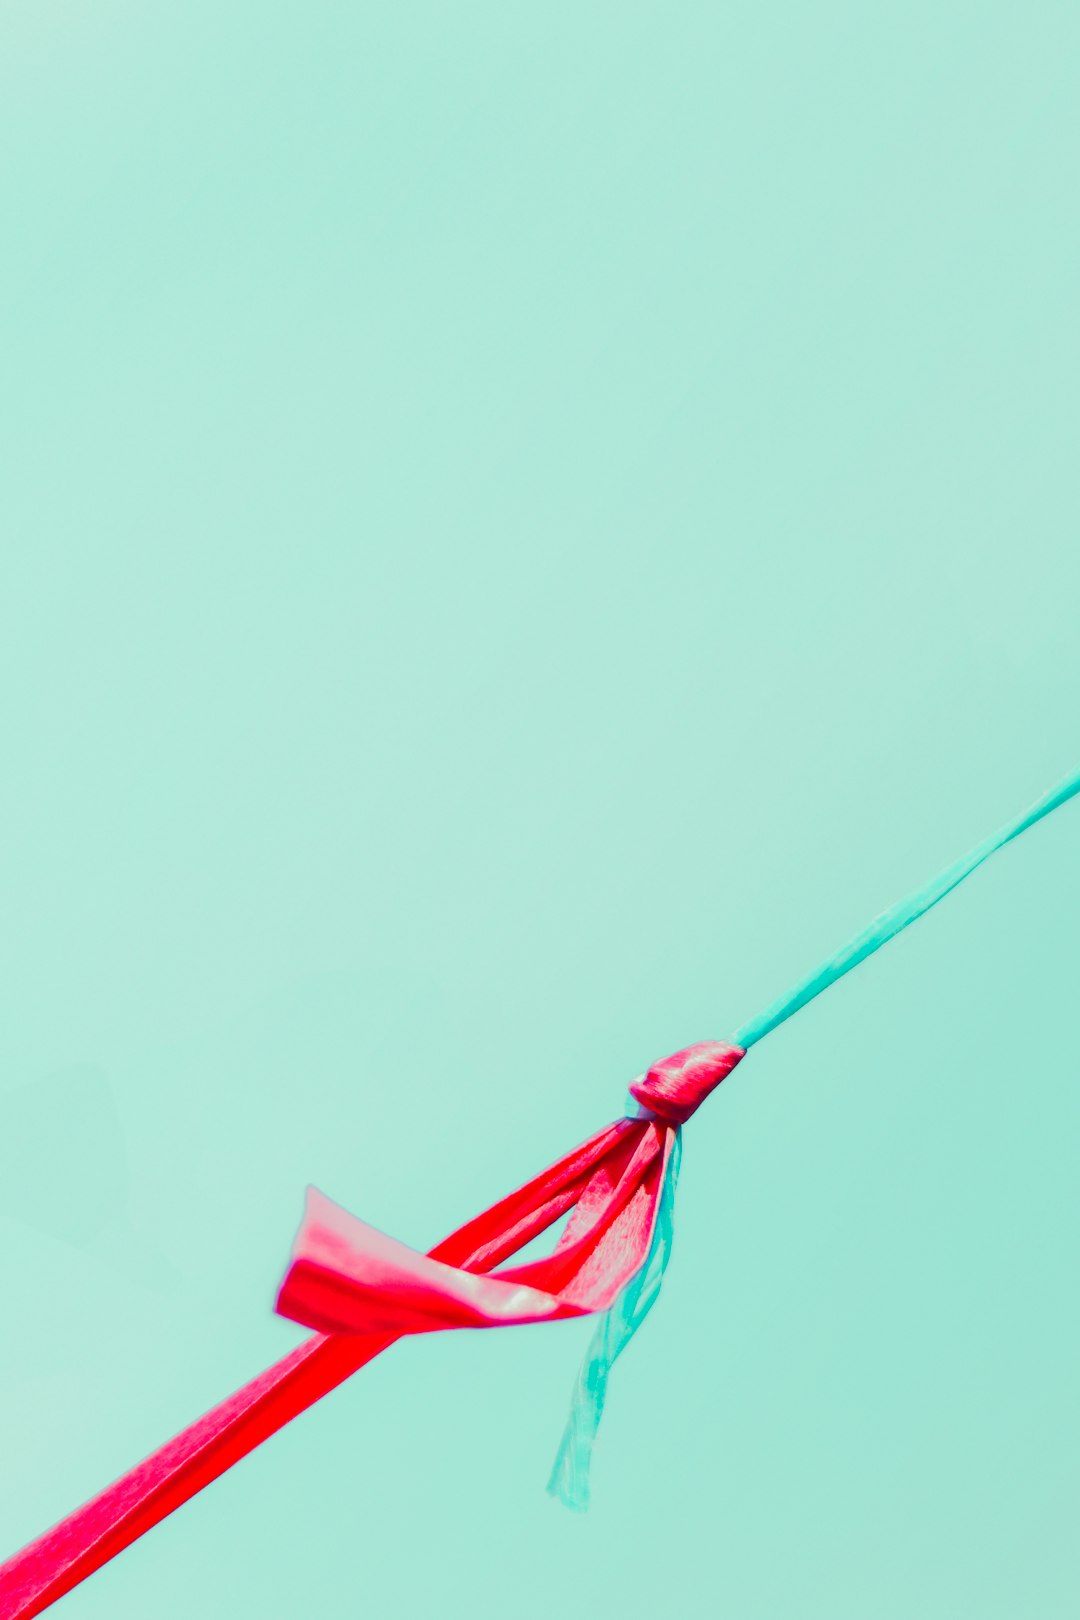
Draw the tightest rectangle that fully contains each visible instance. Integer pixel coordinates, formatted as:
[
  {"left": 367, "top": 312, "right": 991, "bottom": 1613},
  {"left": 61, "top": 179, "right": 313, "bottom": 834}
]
[{"left": 547, "top": 1128, "right": 682, "bottom": 1511}]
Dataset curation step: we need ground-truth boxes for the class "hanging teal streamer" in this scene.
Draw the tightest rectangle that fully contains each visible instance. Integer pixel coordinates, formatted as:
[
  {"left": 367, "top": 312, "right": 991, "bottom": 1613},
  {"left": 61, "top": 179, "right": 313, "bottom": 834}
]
[
  {"left": 733, "top": 760, "right": 1080, "bottom": 1051},
  {"left": 547, "top": 1128, "right": 682, "bottom": 1511},
  {"left": 548, "top": 758, "right": 1080, "bottom": 1511}
]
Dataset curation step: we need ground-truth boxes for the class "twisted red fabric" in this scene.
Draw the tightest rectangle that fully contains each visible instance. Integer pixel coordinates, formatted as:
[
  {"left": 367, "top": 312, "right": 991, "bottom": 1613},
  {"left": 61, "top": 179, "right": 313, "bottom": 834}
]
[
  {"left": 0, "top": 1042, "right": 732, "bottom": 1617},
  {"left": 629, "top": 1040, "right": 744, "bottom": 1123},
  {"left": 277, "top": 1121, "right": 672, "bottom": 1338},
  {"left": 7, "top": 758, "right": 1079, "bottom": 1612},
  {"left": 0, "top": 1040, "right": 713, "bottom": 1620}
]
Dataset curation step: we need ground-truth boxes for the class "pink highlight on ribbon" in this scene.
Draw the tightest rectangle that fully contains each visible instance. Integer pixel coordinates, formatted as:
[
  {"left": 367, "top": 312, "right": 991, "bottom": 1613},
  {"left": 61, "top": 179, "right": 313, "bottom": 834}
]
[
  {"left": 278, "top": 1123, "right": 670, "bottom": 1341},
  {"left": 280, "top": 1188, "right": 587, "bottom": 1334},
  {"left": 629, "top": 1039, "right": 745, "bottom": 1123}
]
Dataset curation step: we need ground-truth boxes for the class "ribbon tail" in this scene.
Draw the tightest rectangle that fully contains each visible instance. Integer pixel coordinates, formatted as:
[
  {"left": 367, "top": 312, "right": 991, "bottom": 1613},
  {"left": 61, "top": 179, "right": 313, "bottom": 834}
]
[
  {"left": 0, "top": 1119, "right": 637, "bottom": 1620},
  {"left": 547, "top": 1126, "right": 682, "bottom": 1511}
]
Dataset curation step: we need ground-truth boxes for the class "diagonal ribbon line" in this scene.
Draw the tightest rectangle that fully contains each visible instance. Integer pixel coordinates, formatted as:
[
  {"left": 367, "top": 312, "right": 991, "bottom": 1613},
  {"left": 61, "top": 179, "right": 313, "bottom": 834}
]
[
  {"left": 0, "top": 1115, "right": 668, "bottom": 1620},
  {"left": 3, "top": 758, "right": 1079, "bottom": 1616}
]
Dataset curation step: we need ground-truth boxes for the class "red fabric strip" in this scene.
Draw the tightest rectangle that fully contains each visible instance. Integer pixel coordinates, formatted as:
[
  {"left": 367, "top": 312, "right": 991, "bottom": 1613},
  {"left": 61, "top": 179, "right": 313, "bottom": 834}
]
[
  {"left": 0, "top": 1117, "right": 643, "bottom": 1620},
  {"left": 629, "top": 1040, "right": 744, "bottom": 1123},
  {"left": 277, "top": 1123, "right": 668, "bottom": 1338}
]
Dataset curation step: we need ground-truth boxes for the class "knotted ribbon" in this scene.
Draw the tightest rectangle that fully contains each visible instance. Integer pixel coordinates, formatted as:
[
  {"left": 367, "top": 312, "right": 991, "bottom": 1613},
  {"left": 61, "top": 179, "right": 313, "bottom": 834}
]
[
  {"left": 273, "top": 1041, "right": 743, "bottom": 1509},
  {"left": 278, "top": 1042, "right": 742, "bottom": 1341},
  {"left": 3, "top": 758, "right": 1079, "bottom": 1617},
  {"left": 0, "top": 1044, "right": 741, "bottom": 1619}
]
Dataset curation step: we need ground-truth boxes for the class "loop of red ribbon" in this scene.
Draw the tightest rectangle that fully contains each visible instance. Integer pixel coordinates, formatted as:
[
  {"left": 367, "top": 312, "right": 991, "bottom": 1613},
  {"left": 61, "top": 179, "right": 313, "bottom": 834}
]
[
  {"left": 0, "top": 1042, "right": 738, "bottom": 1619},
  {"left": 277, "top": 1122, "right": 671, "bottom": 1339}
]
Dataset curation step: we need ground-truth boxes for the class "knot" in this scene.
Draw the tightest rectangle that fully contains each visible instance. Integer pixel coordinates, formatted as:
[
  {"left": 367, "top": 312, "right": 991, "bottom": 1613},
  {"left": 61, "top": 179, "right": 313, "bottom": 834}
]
[{"left": 628, "top": 1040, "right": 745, "bottom": 1125}]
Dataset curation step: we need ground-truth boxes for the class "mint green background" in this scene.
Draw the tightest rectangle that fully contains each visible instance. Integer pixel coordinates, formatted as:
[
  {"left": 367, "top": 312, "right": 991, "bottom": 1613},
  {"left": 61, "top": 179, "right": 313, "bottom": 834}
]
[{"left": 2, "top": 5, "right": 1078, "bottom": 1616}]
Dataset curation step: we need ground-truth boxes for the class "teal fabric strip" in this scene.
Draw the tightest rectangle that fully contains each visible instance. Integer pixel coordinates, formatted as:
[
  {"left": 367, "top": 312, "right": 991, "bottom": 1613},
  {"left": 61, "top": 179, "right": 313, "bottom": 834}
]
[
  {"left": 546, "top": 1129, "right": 682, "bottom": 1512},
  {"left": 733, "top": 761, "right": 1080, "bottom": 1051}
]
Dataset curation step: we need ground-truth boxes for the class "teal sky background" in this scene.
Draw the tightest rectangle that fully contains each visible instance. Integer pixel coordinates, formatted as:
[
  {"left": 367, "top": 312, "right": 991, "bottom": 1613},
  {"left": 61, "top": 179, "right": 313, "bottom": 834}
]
[{"left": 2, "top": 4, "right": 1078, "bottom": 1616}]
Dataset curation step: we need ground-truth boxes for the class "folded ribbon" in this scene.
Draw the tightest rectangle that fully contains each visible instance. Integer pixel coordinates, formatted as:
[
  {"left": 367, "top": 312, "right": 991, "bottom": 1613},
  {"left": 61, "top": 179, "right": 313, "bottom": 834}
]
[
  {"left": 277, "top": 1118, "right": 674, "bottom": 1338},
  {"left": 630, "top": 1040, "right": 745, "bottom": 1124},
  {"left": 273, "top": 1041, "right": 744, "bottom": 1509},
  {"left": 5, "top": 756, "right": 1080, "bottom": 1615},
  {"left": 0, "top": 1051, "right": 731, "bottom": 1620}
]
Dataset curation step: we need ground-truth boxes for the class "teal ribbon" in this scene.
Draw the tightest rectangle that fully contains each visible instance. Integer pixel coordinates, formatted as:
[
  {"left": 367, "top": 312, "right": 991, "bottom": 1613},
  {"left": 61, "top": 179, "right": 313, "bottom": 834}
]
[
  {"left": 549, "top": 759, "right": 1080, "bottom": 1508},
  {"left": 734, "top": 760, "right": 1080, "bottom": 1049},
  {"left": 547, "top": 1129, "right": 682, "bottom": 1511}
]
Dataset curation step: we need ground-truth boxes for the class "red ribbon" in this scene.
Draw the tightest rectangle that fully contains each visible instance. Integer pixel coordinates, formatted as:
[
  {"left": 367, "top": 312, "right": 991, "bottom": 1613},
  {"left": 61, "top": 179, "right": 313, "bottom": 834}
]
[
  {"left": 629, "top": 1040, "right": 745, "bottom": 1124},
  {"left": 0, "top": 1042, "right": 743, "bottom": 1619}
]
